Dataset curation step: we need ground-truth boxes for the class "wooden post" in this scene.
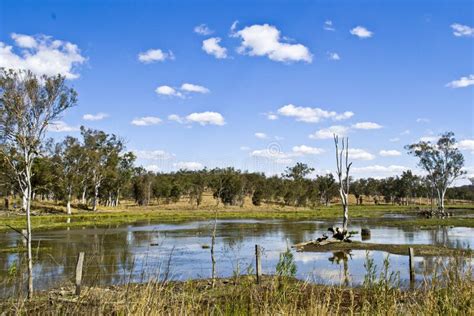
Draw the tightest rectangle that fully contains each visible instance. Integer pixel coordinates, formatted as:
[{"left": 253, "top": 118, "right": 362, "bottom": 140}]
[
  {"left": 409, "top": 248, "right": 415, "bottom": 287},
  {"left": 75, "top": 252, "right": 85, "bottom": 295},
  {"left": 255, "top": 245, "right": 261, "bottom": 284}
]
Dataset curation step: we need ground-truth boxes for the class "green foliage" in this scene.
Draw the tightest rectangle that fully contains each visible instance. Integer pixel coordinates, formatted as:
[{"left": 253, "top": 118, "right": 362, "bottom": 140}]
[{"left": 275, "top": 247, "right": 297, "bottom": 278}]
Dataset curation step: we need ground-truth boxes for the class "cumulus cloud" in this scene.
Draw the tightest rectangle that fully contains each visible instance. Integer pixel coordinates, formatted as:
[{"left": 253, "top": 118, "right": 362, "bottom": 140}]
[
  {"left": 134, "top": 150, "right": 174, "bottom": 160},
  {"left": 180, "top": 83, "right": 210, "bottom": 94},
  {"left": 234, "top": 24, "right": 312, "bottom": 63},
  {"left": 309, "top": 125, "right": 349, "bottom": 139},
  {"left": 323, "top": 20, "right": 335, "bottom": 31},
  {"left": 255, "top": 132, "right": 268, "bottom": 139},
  {"left": 131, "top": 116, "right": 162, "bottom": 126},
  {"left": 169, "top": 111, "right": 226, "bottom": 126},
  {"left": 138, "top": 49, "right": 174, "bottom": 63},
  {"left": 156, "top": 83, "right": 210, "bottom": 98},
  {"left": 194, "top": 24, "right": 214, "bottom": 36},
  {"left": 173, "top": 161, "right": 204, "bottom": 170},
  {"left": 186, "top": 112, "right": 226, "bottom": 126},
  {"left": 83, "top": 113, "right": 109, "bottom": 121},
  {"left": 327, "top": 52, "right": 340, "bottom": 60},
  {"left": 144, "top": 165, "right": 161, "bottom": 172},
  {"left": 352, "top": 122, "right": 383, "bottom": 130},
  {"left": 0, "top": 33, "right": 86, "bottom": 79},
  {"left": 446, "top": 74, "right": 474, "bottom": 88},
  {"left": 155, "top": 85, "right": 183, "bottom": 97},
  {"left": 379, "top": 150, "right": 402, "bottom": 157},
  {"left": 419, "top": 136, "right": 437, "bottom": 142},
  {"left": 450, "top": 23, "right": 474, "bottom": 37},
  {"left": 457, "top": 139, "right": 474, "bottom": 151},
  {"left": 292, "top": 145, "right": 325, "bottom": 155},
  {"left": 348, "top": 148, "right": 375, "bottom": 160},
  {"left": 250, "top": 149, "right": 295, "bottom": 164},
  {"left": 352, "top": 165, "right": 408, "bottom": 176},
  {"left": 48, "top": 121, "right": 80, "bottom": 132},
  {"left": 277, "top": 104, "right": 353, "bottom": 123},
  {"left": 350, "top": 26, "right": 373, "bottom": 38},
  {"left": 202, "top": 37, "right": 228, "bottom": 59}
]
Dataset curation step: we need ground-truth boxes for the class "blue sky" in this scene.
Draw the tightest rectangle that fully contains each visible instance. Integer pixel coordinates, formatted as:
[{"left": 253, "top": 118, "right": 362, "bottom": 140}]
[{"left": 1, "top": 0, "right": 473, "bottom": 181}]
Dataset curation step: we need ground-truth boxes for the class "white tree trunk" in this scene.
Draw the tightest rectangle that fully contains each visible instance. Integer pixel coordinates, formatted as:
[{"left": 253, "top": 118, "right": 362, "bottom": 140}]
[
  {"left": 81, "top": 186, "right": 87, "bottom": 205},
  {"left": 66, "top": 186, "right": 72, "bottom": 215},
  {"left": 25, "top": 161, "right": 34, "bottom": 298},
  {"left": 92, "top": 183, "right": 100, "bottom": 211}
]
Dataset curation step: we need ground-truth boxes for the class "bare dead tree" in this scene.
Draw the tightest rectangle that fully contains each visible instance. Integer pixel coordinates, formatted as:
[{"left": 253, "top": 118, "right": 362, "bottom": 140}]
[{"left": 334, "top": 135, "right": 352, "bottom": 240}]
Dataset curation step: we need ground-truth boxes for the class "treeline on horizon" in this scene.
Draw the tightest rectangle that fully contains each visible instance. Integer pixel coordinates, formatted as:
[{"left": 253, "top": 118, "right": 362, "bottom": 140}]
[{"left": 1, "top": 126, "right": 473, "bottom": 211}]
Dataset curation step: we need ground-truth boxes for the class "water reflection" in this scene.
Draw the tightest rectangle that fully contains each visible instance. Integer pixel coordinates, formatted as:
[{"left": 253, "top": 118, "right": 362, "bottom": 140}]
[{"left": 0, "top": 219, "right": 472, "bottom": 297}]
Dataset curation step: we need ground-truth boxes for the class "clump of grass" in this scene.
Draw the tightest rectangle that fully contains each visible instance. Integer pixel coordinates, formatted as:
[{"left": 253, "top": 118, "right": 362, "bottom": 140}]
[{"left": 1, "top": 254, "right": 472, "bottom": 315}]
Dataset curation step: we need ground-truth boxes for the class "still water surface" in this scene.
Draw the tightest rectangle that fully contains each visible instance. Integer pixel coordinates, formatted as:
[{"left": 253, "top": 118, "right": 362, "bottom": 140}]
[{"left": 0, "top": 218, "right": 472, "bottom": 296}]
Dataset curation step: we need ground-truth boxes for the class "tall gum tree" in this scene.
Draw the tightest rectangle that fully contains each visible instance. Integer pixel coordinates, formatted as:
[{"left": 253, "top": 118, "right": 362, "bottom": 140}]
[
  {"left": 0, "top": 69, "right": 77, "bottom": 298},
  {"left": 406, "top": 132, "right": 465, "bottom": 215}
]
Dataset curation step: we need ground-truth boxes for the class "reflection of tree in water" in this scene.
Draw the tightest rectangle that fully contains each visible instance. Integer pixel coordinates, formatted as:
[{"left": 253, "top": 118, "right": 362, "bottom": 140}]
[{"left": 328, "top": 251, "right": 352, "bottom": 286}]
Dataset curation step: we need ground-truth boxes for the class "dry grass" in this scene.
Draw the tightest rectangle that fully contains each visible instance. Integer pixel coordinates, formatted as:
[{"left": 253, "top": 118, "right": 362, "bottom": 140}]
[{"left": 2, "top": 256, "right": 472, "bottom": 315}]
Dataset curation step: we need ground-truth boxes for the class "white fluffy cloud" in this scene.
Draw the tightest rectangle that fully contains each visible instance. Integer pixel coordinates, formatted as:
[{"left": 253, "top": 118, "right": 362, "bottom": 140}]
[
  {"left": 457, "top": 139, "right": 474, "bottom": 151},
  {"left": 131, "top": 116, "right": 162, "bottom": 126},
  {"left": 255, "top": 132, "right": 268, "bottom": 139},
  {"left": 309, "top": 125, "right": 349, "bottom": 139},
  {"left": 379, "top": 150, "right": 402, "bottom": 157},
  {"left": 419, "top": 136, "right": 437, "bottom": 142},
  {"left": 83, "top": 113, "right": 109, "bottom": 121},
  {"left": 292, "top": 145, "right": 325, "bottom": 155},
  {"left": 169, "top": 112, "right": 226, "bottom": 126},
  {"left": 446, "top": 74, "right": 474, "bottom": 88},
  {"left": 0, "top": 33, "right": 85, "bottom": 79},
  {"left": 323, "top": 20, "right": 335, "bottom": 31},
  {"left": 202, "top": 37, "right": 228, "bottom": 59},
  {"left": 180, "top": 83, "right": 210, "bottom": 94},
  {"left": 450, "top": 23, "right": 474, "bottom": 37},
  {"left": 48, "top": 121, "right": 79, "bottom": 132},
  {"left": 234, "top": 24, "right": 312, "bottom": 63},
  {"left": 352, "top": 165, "right": 408, "bottom": 177},
  {"left": 348, "top": 148, "right": 375, "bottom": 160},
  {"left": 327, "top": 52, "right": 340, "bottom": 60},
  {"left": 138, "top": 49, "right": 174, "bottom": 63},
  {"left": 277, "top": 104, "right": 353, "bottom": 123},
  {"left": 155, "top": 85, "right": 183, "bottom": 97},
  {"left": 156, "top": 83, "right": 210, "bottom": 98},
  {"left": 352, "top": 122, "right": 383, "bottom": 130},
  {"left": 350, "top": 26, "right": 373, "bottom": 38},
  {"left": 250, "top": 149, "right": 295, "bottom": 164},
  {"left": 173, "top": 161, "right": 204, "bottom": 170},
  {"left": 134, "top": 150, "right": 174, "bottom": 160},
  {"left": 194, "top": 24, "right": 214, "bottom": 36}
]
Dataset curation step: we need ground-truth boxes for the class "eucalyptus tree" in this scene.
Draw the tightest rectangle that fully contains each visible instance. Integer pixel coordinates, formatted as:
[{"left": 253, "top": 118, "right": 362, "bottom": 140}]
[
  {"left": 406, "top": 132, "right": 465, "bottom": 215},
  {"left": 54, "top": 136, "right": 85, "bottom": 214},
  {"left": 0, "top": 69, "right": 77, "bottom": 298},
  {"left": 80, "top": 127, "right": 123, "bottom": 211}
]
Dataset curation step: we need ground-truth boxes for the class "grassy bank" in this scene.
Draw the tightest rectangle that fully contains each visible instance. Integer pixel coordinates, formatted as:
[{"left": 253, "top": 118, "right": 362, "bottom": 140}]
[
  {"left": 1, "top": 202, "right": 474, "bottom": 233},
  {"left": 295, "top": 240, "right": 473, "bottom": 256},
  {"left": 2, "top": 259, "right": 472, "bottom": 315}
]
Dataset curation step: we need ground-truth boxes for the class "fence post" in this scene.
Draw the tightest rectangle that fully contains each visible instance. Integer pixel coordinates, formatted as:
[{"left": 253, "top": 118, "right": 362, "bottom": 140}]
[
  {"left": 408, "top": 247, "right": 415, "bottom": 287},
  {"left": 75, "top": 252, "right": 85, "bottom": 295},
  {"left": 255, "top": 244, "right": 261, "bottom": 284}
]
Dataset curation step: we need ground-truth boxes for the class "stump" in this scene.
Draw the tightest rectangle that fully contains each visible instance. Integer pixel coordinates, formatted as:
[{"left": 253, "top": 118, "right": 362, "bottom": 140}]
[{"left": 361, "top": 228, "right": 371, "bottom": 241}]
